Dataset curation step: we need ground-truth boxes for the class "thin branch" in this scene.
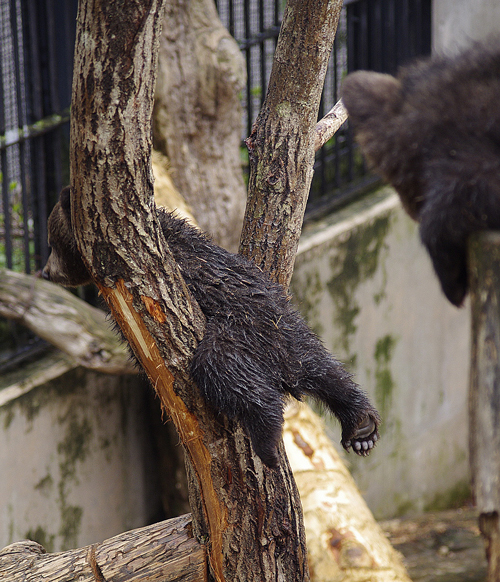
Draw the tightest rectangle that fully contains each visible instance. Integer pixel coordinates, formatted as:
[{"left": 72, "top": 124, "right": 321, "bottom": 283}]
[
  {"left": 240, "top": 0, "right": 344, "bottom": 288},
  {"left": 314, "top": 99, "right": 348, "bottom": 151}
]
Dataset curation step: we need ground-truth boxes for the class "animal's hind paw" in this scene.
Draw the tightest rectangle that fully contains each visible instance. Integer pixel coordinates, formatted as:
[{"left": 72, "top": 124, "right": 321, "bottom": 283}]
[{"left": 343, "top": 414, "right": 379, "bottom": 457}]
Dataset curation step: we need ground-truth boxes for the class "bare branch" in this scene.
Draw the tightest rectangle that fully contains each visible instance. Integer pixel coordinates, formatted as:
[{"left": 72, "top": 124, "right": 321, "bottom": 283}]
[
  {"left": 314, "top": 99, "right": 348, "bottom": 152},
  {"left": 241, "top": 0, "right": 344, "bottom": 289},
  {"left": 0, "top": 269, "right": 134, "bottom": 374}
]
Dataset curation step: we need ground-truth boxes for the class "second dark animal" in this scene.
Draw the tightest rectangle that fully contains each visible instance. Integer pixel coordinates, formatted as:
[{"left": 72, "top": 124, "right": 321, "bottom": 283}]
[{"left": 341, "top": 40, "right": 500, "bottom": 306}]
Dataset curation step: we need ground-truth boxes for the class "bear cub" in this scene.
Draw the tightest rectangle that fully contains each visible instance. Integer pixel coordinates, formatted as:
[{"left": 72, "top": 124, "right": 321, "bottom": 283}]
[
  {"left": 341, "top": 40, "right": 500, "bottom": 307},
  {"left": 42, "top": 187, "right": 380, "bottom": 467}
]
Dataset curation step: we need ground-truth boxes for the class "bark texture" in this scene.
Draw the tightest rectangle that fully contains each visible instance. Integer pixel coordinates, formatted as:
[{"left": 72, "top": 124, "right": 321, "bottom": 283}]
[
  {"left": 1, "top": 272, "right": 411, "bottom": 580},
  {"left": 240, "top": 0, "right": 343, "bottom": 287},
  {"left": 68, "top": 1, "right": 314, "bottom": 581},
  {"left": 153, "top": 0, "right": 247, "bottom": 251},
  {"left": 0, "top": 514, "right": 205, "bottom": 582},
  {"left": 468, "top": 231, "right": 500, "bottom": 582}
]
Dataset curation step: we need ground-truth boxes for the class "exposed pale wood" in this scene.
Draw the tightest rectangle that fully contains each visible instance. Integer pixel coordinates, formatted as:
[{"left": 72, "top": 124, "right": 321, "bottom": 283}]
[
  {"left": 152, "top": 149, "right": 197, "bottom": 225},
  {"left": 0, "top": 268, "right": 134, "bottom": 374},
  {"left": 314, "top": 99, "right": 348, "bottom": 152},
  {"left": 0, "top": 514, "right": 206, "bottom": 582},
  {"left": 284, "top": 403, "right": 412, "bottom": 582},
  {"left": 468, "top": 231, "right": 500, "bottom": 582}
]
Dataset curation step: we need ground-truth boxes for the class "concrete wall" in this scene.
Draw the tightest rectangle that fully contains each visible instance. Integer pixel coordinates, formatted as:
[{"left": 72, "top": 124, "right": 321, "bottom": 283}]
[
  {"left": 291, "top": 188, "right": 471, "bottom": 518},
  {"left": 0, "top": 352, "right": 162, "bottom": 551},
  {"left": 433, "top": 0, "right": 500, "bottom": 53}
]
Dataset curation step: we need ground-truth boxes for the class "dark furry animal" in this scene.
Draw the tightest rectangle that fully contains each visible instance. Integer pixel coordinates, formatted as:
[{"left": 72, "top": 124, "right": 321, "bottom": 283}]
[
  {"left": 341, "top": 41, "right": 500, "bottom": 306},
  {"left": 42, "top": 187, "right": 380, "bottom": 467}
]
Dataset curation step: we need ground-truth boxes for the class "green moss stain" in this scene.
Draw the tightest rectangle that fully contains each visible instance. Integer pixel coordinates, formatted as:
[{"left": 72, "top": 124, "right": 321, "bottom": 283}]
[
  {"left": 276, "top": 100, "right": 291, "bottom": 117},
  {"left": 374, "top": 334, "right": 398, "bottom": 420},
  {"left": 56, "top": 414, "right": 91, "bottom": 549},
  {"left": 424, "top": 480, "right": 472, "bottom": 512},
  {"left": 25, "top": 526, "right": 56, "bottom": 553},
  {"left": 327, "top": 215, "right": 391, "bottom": 357},
  {"left": 59, "top": 505, "right": 83, "bottom": 549},
  {"left": 34, "top": 474, "right": 54, "bottom": 495},
  {"left": 2, "top": 406, "right": 14, "bottom": 430},
  {"left": 57, "top": 416, "right": 92, "bottom": 480},
  {"left": 9, "top": 366, "right": 85, "bottom": 430},
  {"left": 394, "top": 498, "right": 416, "bottom": 517},
  {"left": 291, "top": 269, "right": 325, "bottom": 337}
]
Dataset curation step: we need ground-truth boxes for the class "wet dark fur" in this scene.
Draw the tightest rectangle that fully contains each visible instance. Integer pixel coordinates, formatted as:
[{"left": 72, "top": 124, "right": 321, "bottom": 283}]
[
  {"left": 43, "top": 187, "right": 380, "bottom": 467},
  {"left": 341, "top": 40, "right": 500, "bottom": 306}
]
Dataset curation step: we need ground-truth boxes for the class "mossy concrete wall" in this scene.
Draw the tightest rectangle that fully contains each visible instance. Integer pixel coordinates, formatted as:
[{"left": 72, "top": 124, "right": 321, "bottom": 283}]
[
  {"left": 291, "top": 188, "right": 471, "bottom": 519},
  {"left": 0, "top": 351, "right": 162, "bottom": 551},
  {"left": 433, "top": 0, "right": 500, "bottom": 54}
]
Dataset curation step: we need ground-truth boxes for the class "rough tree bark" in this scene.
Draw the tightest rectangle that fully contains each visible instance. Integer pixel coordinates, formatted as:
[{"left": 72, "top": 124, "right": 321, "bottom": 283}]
[
  {"left": 23, "top": 0, "right": 350, "bottom": 581},
  {"left": 153, "top": 0, "right": 247, "bottom": 251},
  {"left": 0, "top": 275, "right": 411, "bottom": 579},
  {"left": 468, "top": 232, "right": 500, "bottom": 582},
  {"left": 0, "top": 515, "right": 205, "bottom": 582},
  {"left": 67, "top": 0, "right": 332, "bottom": 580},
  {"left": 240, "top": 0, "right": 343, "bottom": 285}
]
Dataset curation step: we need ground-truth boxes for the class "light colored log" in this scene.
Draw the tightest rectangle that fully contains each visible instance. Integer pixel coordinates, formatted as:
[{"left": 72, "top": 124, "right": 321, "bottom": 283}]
[
  {"left": 284, "top": 402, "right": 412, "bottom": 582},
  {"left": 0, "top": 269, "right": 134, "bottom": 374},
  {"left": 0, "top": 514, "right": 206, "bottom": 582}
]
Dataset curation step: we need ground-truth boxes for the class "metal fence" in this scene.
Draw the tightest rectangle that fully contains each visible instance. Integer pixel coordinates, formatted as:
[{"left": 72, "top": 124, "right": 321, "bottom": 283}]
[
  {"left": 215, "top": 0, "right": 431, "bottom": 216},
  {"left": 0, "top": 0, "right": 77, "bottom": 275},
  {"left": 0, "top": 0, "right": 431, "bottom": 362}
]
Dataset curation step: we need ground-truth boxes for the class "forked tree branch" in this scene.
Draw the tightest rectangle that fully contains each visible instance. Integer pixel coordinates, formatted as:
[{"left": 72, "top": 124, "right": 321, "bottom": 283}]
[{"left": 59, "top": 1, "right": 344, "bottom": 581}]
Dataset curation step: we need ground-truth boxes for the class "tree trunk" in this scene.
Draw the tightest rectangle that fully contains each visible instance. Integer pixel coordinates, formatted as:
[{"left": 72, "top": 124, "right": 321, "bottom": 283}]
[
  {"left": 468, "top": 231, "right": 500, "bottom": 582},
  {"left": 68, "top": 0, "right": 326, "bottom": 580},
  {"left": 240, "top": 0, "right": 343, "bottom": 286},
  {"left": 153, "top": 0, "right": 247, "bottom": 252},
  {"left": 0, "top": 270, "right": 412, "bottom": 579}
]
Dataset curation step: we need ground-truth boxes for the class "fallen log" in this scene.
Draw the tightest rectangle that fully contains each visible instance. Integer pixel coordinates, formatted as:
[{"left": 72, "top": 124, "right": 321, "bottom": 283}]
[{"left": 0, "top": 514, "right": 205, "bottom": 582}]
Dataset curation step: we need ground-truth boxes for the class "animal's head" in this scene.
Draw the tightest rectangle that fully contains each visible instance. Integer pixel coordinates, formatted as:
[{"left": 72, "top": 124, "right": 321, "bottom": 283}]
[
  {"left": 341, "top": 70, "right": 425, "bottom": 221},
  {"left": 42, "top": 187, "right": 92, "bottom": 287}
]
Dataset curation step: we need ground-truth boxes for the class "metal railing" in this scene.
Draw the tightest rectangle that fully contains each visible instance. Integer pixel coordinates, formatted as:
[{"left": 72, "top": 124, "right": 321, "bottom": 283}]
[
  {"left": 215, "top": 0, "right": 431, "bottom": 217},
  {"left": 0, "top": 0, "right": 77, "bottom": 275}
]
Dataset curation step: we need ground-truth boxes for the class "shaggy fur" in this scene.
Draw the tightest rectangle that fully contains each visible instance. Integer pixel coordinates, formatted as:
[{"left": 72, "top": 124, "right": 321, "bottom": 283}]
[
  {"left": 42, "top": 187, "right": 380, "bottom": 467},
  {"left": 341, "top": 40, "right": 500, "bottom": 306}
]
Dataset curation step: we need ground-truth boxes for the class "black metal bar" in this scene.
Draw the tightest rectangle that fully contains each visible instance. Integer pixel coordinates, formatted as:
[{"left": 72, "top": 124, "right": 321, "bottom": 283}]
[
  {"left": 0, "top": 109, "right": 71, "bottom": 150},
  {"left": 46, "top": 0, "right": 63, "bottom": 205},
  {"left": 237, "top": 25, "right": 281, "bottom": 50},
  {"left": 259, "top": 0, "right": 266, "bottom": 109},
  {"left": 1, "top": 150, "right": 13, "bottom": 269},
  {"left": 1, "top": 0, "right": 433, "bottom": 281}
]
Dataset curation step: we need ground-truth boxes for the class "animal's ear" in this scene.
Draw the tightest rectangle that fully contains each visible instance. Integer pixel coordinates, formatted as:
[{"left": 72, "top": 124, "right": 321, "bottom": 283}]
[
  {"left": 341, "top": 71, "right": 402, "bottom": 125},
  {"left": 59, "top": 186, "right": 71, "bottom": 217}
]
